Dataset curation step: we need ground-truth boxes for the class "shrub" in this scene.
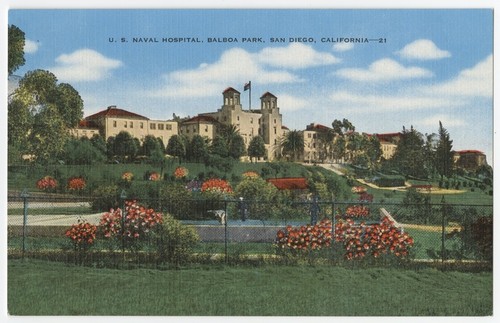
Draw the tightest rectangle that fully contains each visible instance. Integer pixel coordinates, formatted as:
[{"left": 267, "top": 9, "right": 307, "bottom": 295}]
[
  {"left": 91, "top": 184, "right": 120, "bottom": 211},
  {"left": 374, "top": 175, "right": 405, "bottom": 187},
  {"left": 155, "top": 214, "right": 199, "bottom": 265}
]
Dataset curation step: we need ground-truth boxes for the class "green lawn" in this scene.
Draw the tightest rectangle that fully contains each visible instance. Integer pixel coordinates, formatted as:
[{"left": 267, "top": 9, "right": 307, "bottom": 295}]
[{"left": 8, "top": 259, "right": 492, "bottom": 316}]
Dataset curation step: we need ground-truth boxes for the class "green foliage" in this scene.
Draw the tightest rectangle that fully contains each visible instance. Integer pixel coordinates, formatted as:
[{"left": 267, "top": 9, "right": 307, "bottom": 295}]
[
  {"left": 91, "top": 184, "right": 120, "bottom": 211},
  {"left": 391, "top": 126, "right": 428, "bottom": 179},
  {"left": 62, "top": 138, "right": 106, "bottom": 165},
  {"left": 9, "top": 69, "right": 84, "bottom": 163},
  {"left": 8, "top": 24, "right": 25, "bottom": 76},
  {"left": 373, "top": 174, "right": 405, "bottom": 187},
  {"left": 435, "top": 121, "right": 454, "bottom": 179},
  {"left": 234, "top": 176, "right": 279, "bottom": 219},
  {"left": 210, "top": 135, "right": 229, "bottom": 158},
  {"left": 186, "top": 135, "right": 208, "bottom": 162},
  {"left": 166, "top": 135, "right": 186, "bottom": 162},
  {"left": 248, "top": 136, "right": 267, "bottom": 162},
  {"left": 228, "top": 134, "right": 246, "bottom": 159},
  {"left": 281, "top": 130, "right": 304, "bottom": 162},
  {"left": 155, "top": 214, "right": 200, "bottom": 265},
  {"left": 158, "top": 182, "right": 197, "bottom": 219}
]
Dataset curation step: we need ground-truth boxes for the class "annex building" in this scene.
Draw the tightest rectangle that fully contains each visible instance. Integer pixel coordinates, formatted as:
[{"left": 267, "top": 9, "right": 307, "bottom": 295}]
[{"left": 70, "top": 105, "right": 178, "bottom": 144}]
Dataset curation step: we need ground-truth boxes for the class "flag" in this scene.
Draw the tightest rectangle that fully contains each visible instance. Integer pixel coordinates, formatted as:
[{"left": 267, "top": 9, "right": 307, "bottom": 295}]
[{"left": 244, "top": 81, "right": 251, "bottom": 91}]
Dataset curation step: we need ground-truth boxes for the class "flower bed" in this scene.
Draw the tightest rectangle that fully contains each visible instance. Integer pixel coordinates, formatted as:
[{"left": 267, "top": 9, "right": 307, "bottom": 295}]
[{"left": 36, "top": 176, "right": 57, "bottom": 191}]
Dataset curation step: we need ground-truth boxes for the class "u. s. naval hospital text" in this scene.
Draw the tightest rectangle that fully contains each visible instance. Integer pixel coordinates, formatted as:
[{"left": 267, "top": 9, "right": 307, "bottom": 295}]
[{"left": 109, "top": 37, "right": 387, "bottom": 44}]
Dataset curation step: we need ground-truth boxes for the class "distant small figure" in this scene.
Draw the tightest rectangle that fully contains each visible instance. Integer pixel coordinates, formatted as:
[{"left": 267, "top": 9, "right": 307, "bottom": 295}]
[
  {"left": 239, "top": 197, "right": 248, "bottom": 221},
  {"left": 310, "top": 194, "right": 320, "bottom": 225},
  {"left": 213, "top": 210, "right": 226, "bottom": 225}
]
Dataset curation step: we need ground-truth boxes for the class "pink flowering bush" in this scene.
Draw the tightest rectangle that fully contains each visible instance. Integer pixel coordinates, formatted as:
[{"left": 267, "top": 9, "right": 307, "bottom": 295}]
[{"left": 99, "top": 200, "right": 163, "bottom": 251}]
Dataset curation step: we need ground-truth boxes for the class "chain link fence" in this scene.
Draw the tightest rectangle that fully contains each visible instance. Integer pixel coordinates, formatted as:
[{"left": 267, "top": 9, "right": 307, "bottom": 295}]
[{"left": 7, "top": 192, "right": 493, "bottom": 268}]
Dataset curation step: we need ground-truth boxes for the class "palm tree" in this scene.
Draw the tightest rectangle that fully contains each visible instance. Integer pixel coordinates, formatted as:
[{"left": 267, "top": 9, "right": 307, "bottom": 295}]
[{"left": 281, "top": 130, "right": 304, "bottom": 162}]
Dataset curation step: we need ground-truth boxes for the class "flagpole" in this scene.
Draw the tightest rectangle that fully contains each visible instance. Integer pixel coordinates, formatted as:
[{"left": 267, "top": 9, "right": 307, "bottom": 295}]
[{"left": 249, "top": 81, "right": 251, "bottom": 112}]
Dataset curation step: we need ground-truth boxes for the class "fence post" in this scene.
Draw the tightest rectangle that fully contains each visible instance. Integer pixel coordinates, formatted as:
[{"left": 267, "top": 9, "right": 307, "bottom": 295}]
[
  {"left": 20, "top": 189, "right": 29, "bottom": 259},
  {"left": 331, "top": 200, "right": 336, "bottom": 261},
  {"left": 441, "top": 196, "right": 446, "bottom": 266},
  {"left": 120, "top": 189, "right": 127, "bottom": 260},
  {"left": 224, "top": 198, "right": 228, "bottom": 264}
]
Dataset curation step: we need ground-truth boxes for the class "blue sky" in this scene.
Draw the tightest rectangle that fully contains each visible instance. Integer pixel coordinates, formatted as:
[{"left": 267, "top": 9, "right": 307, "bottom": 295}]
[{"left": 8, "top": 9, "right": 493, "bottom": 163}]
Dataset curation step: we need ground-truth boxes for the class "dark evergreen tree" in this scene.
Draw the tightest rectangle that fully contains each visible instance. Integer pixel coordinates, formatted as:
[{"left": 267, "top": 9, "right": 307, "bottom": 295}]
[
  {"left": 434, "top": 121, "right": 454, "bottom": 180},
  {"left": 228, "top": 133, "right": 246, "bottom": 160},
  {"left": 187, "top": 134, "right": 208, "bottom": 162}
]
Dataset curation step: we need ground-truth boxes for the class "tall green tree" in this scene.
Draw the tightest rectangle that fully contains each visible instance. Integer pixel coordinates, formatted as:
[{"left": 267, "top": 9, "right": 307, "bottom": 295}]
[
  {"left": 228, "top": 133, "right": 246, "bottom": 160},
  {"left": 111, "top": 131, "right": 139, "bottom": 163},
  {"left": 142, "top": 135, "right": 162, "bottom": 157},
  {"left": 210, "top": 135, "right": 229, "bottom": 158},
  {"left": 8, "top": 24, "right": 25, "bottom": 76},
  {"left": 9, "top": 69, "right": 84, "bottom": 163},
  {"left": 392, "top": 126, "right": 427, "bottom": 178},
  {"left": 248, "top": 136, "right": 267, "bottom": 162},
  {"left": 166, "top": 135, "right": 186, "bottom": 163},
  {"left": 30, "top": 104, "right": 66, "bottom": 164},
  {"left": 434, "top": 121, "right": 454, "bottom": 180},
  {"left": 281, "top": 130, "right": 304, "bottom": 162},
  {"left": 186, "top": 135, "right": 208, "bottom": 162},
  {"left": 53, "top": 83, "right": 84, "bottom": 127}
]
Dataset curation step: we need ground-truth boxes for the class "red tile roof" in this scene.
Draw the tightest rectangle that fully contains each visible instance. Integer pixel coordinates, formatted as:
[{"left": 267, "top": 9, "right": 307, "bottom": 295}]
[
  {"left": 260, "top": 91, "right": 277, "bottom": 99},
  {"left": 267, "top": 177, "right": 308, "bottom": 190},
  {"left": 306, "top": 123, "right": 331, "bottom": 132},
  {"left": 455, "top": 150, "right": 484, "bottom": 155},
  {"left": 183, "top": 115, "right": 219, "bottom": 124},
  {"left": 85, "top": 106, "right": 149, "bottom": 120},
  {"left": 223, "top": 87, "right": 240, "bottom": 94}
]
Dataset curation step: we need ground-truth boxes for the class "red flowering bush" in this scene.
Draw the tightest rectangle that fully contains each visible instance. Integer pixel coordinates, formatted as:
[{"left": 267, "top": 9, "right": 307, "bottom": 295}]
[
  {"left": 174, "top": 166, "right": 188, "bottom": 179},
  {"left": 201, "top": 178, "right": 233, "bottom": 196},
  {"left": 334, "top": 216, "right": 414, "bottom": 260},
  {"left": 276, "top": 218, "right": 332, "bottom": 251},
  {"left": 148, "top": 172, "right": 160, "bottom": 181},
  {"left": 67, "top": 177, "right": 86, "bottom": 191},
  {"left": 345, "top": 205, "right": 370, "bottom": 217},
  {"left": 99, "top": 201, "right": 163, "bottom": 249},
  {"left": 358, "top": 192, "right": 374, "bottom": 202},
  {"left": 276, "top": 215, "right": 414, "bottom": 261},
  {"left": 36, "top": 176, "right": 58, "bottom": 191},
  {"left": 65, "top": 219, "right": 97, "bottom": 250}
]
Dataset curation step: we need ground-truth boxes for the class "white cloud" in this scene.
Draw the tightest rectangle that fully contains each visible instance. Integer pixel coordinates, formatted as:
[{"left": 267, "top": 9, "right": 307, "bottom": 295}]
[
  {"left": 277, "top": 94, "right": 308, "bottom": 112},
  {"left": 421, "top": 54, "right": 492, "bottom": 97},
  {"left": 334, "top": 58, "right": 433, "bottom": 82},
  {"left": 329, "top": 91, "right": 461, "bottom": 113},
  {"left": 396, "top": 39, "right": 451, "bottom": 60},
  {"left": 149, "top": 47, "right": 305, "bottom": 98},
  {"left": 257, "top": 43, "right": 340, "bottom": 69},
  {"left": 49, "top": 49, "right": 122, "bottom": 82},
  {"left": 419, "top": 115, "right": 465, "bottom": 127},
  {"left": 333, "top": 42, "right": 354, "bottom": 52},
  {"left": 24, "top": 39, "right": 39, "bottom": 54}
]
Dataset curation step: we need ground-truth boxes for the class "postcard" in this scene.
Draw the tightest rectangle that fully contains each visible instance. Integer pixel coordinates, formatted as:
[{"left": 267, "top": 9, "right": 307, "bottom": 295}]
[{"left": 4, "top": 2, "right": 496, "bottom": 319}]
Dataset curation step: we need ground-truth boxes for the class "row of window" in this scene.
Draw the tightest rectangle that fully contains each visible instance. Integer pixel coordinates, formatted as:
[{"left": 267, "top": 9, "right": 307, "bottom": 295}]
[{"left": 112, "top": 120, "right": 173, "bottom": 131}]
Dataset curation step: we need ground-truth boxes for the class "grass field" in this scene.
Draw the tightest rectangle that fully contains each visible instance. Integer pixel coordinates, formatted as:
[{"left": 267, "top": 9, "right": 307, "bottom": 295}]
[{"left": 7, "top": 259, "right": 492, "bottom": 316}]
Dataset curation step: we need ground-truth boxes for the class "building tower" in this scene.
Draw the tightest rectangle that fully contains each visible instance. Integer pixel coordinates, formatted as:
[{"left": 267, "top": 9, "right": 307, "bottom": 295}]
[{"left": 260, "top": 92, "right": 283, "bottom": 159}]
